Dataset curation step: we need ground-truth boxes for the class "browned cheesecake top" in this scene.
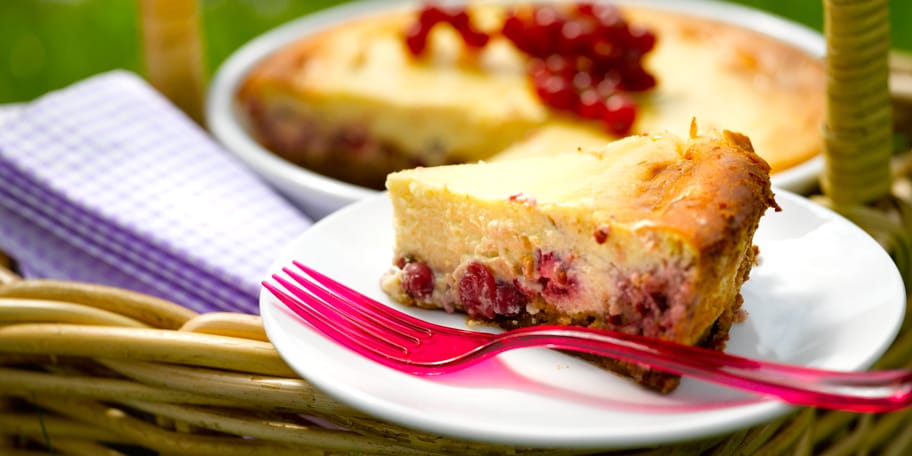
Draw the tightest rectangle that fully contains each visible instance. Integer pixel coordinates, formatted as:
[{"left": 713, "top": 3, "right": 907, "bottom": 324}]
[
  {"left": 388, "top": 125, "right": 776, "bottom": 255},
  {"left": 619, "top": 128, "right": 779, "bottom": 256}
]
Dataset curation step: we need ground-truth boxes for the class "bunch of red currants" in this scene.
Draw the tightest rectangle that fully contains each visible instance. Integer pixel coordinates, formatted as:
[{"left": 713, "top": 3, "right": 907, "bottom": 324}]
[{"left": 404, "top": 2, "right": 658, "bottom": 135}]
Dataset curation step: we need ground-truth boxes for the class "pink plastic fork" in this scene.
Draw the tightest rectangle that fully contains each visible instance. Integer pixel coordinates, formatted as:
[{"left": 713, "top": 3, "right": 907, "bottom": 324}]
[{"left": 263, "top": 261, "right": 912, "bottom": 413}]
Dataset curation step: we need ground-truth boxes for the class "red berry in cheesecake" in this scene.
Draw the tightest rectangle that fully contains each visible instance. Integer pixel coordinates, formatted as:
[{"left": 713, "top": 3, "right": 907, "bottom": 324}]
[
  {"left": 402, "top": 261, "right": 434, "bottom": 299},
  {"left": 494, "top": 281, "right": 527, "bottom": 317},
  {"left": 458, "top": 262, "right": 497, "bottom": 319}
]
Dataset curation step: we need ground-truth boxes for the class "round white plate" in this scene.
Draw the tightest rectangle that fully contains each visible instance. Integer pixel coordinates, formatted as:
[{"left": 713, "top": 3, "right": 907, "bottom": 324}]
[
  {"left": 260, "top": 189, "right": 905, "bottom": 449},
  {"left": 209, "top": 0, "right": 825, "bottom": 219}
]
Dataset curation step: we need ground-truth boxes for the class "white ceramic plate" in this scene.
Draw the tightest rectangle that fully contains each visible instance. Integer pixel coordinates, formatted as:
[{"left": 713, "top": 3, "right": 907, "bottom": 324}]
[
  {"left": 209, "top": 0, "right": 826, "bottom": 219},
  {"left": 260, "top": 190, "right": 905, "bottom": 450}
]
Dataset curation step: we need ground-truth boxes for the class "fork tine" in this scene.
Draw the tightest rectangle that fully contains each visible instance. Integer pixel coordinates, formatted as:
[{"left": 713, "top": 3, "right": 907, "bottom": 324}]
[
  {"left": 262, "top": 279, "right": 407, "bottom": 357},
  {"left": 293, "top": 261, "right": 434, "bottom": 336},
  {"left": 267, "top": 274, "right": 410, "bottom": 356},
  {"left": 281, "top": 266, "right": 425, "bottom": 347}
]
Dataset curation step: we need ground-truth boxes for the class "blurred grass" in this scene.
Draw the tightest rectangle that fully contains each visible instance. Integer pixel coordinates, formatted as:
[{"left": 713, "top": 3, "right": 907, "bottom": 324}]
[{"left": 0, "top": 0, "right": 910, "bottom": 104}]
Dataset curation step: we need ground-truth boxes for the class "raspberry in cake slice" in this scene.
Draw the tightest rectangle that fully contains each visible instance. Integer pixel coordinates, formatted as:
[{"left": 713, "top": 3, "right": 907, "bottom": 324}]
[{"left": 380, "top": 125, "right": 778, "bottom": 393}]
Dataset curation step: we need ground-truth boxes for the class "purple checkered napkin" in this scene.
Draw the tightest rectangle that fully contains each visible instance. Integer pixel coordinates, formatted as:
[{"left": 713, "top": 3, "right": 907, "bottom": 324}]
[
  {"left": 0, "top": 203, "right": 211, "bottom": 307},
  {"left": 0, "top": 71, "right": 313, "bottom": 314}
]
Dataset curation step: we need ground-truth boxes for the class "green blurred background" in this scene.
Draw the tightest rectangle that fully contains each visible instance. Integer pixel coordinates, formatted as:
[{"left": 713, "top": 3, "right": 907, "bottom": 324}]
[{"left": 1, "top": 0, "right": 911, "bottom": 104}]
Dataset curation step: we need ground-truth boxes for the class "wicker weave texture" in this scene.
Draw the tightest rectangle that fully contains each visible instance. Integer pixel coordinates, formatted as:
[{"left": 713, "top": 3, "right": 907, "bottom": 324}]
[{"left": 0, "top": 262, "right": 910, "bottom": 455}]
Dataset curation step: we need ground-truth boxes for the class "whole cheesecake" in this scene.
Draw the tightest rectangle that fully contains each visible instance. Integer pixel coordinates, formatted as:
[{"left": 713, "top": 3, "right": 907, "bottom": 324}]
[
  {"left": 238, "top": 2, "right": 823, "bottom": 189},
  {"left": 380, "top": 125, "right": 778, "bottom": 392}
]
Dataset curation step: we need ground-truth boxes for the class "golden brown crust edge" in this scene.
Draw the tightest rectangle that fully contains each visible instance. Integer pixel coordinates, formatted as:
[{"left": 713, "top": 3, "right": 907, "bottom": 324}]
[
  {"left": 633, "top": 126, "right": 777, "bottom": 259},
  {"left": 665, "top": 127, "right": 776, "bottom": 355},
  {"left": 626, "top": 7, "right": 825, "bottom": 173},
  {"left": 237, "top": 11, "right": 410, "bottom": 100},
  {"left": 608, "top": 129, "right": 775, "bottom": 392}
]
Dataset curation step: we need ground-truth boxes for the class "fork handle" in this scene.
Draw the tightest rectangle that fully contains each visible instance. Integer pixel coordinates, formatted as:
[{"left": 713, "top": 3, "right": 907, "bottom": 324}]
[{"left": 474, "top": 326, "right": 912, "bottom": 413}]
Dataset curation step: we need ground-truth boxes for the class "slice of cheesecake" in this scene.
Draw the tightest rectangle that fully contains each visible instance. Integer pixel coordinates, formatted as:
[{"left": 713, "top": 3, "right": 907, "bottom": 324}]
[
  {"left": 380, "top": 125, "right": 778, "bottom": 393},
  {"left": 238, "top": 2, "right": 823, "bottom": 190}
]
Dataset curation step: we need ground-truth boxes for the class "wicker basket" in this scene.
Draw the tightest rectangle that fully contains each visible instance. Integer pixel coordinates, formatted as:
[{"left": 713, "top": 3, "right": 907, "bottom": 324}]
[{"left": 3, "top": 1, "right": 912, "bottom": 454}]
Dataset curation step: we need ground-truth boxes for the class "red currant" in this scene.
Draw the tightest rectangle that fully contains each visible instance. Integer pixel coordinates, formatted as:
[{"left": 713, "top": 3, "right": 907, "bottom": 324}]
[
  {"left": 577, "top": 88, "right": 604, "bottom": 119},
  {"left": 402, "top": 261, "right": 435, "bottom": 299},
  {"left": 404, "top": 3, "right": 491, "bottom": 57},
  {"left": 418, "top": 4, "right": 448, "bottom": 27},
  {"left": 626, "top": 25, "right": 657, "bottom": 54},
  {"left": 494, "top": 281, "right": 526, "bottom": 317},
  {"left": 602, "top": 94, "right": 637, "bottom": 135},
  {"left": 459, "top": 262, "right": 497, "bottom": 319},
  {"left": 404, "top": 2, "right": 656, "bottom": 136},
  {"left": 404, "top": 21, "right": 428, "bottom": 55},
  {"left": 535, "top": 75, "right": 576, "bottom": 112}
]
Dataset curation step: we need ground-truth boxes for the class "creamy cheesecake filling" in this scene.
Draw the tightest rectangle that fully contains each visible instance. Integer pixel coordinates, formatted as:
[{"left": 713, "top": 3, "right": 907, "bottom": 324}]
[
  {"left": 382, "top": 252, "right": 702, "bottom": 339},
  {"left": 380, "top": 247, "right": 749, "bottom": 394}
]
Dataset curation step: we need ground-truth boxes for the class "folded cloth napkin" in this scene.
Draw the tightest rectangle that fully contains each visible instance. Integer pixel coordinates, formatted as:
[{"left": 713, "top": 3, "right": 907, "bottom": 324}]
[{"left": 0, "top": 70, "right": 313, "bottom": 314}]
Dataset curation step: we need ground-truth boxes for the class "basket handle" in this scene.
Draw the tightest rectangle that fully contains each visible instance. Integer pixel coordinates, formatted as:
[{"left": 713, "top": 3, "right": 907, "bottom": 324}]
[
  {"left": 137, "top": 0, "right": 206, "bottom": 124},
  {"left": 821, "top": 0, "right": 912, "bottom": 282}
]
